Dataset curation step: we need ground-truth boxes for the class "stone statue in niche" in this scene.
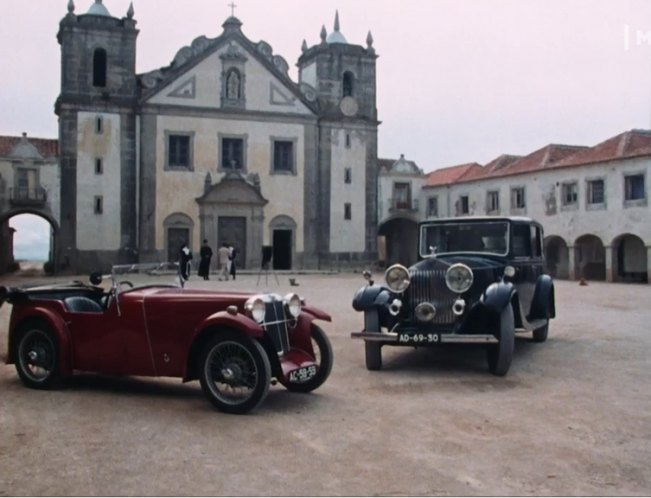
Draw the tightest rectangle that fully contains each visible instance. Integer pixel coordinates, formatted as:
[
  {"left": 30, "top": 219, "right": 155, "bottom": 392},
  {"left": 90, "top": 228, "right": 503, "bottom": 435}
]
[{"left": 226, "top": 70, "right": 240, "bottom": 99}]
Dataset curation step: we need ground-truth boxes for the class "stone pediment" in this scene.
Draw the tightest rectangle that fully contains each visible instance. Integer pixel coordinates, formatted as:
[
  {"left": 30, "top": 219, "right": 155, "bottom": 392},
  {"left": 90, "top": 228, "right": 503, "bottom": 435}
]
[
  {"left": 197, "top": 172, "right": 268, "bottom": 206},
  {"left": 138, "top": 17, "right": 317, "bottom": 112}
]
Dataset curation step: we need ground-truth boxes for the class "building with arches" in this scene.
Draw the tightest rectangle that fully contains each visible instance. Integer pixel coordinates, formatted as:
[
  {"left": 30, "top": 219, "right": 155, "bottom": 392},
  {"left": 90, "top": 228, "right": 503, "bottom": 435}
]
[
  {"left": 380, "top": 129, "right": 651, "bottom": 284},
  {"left": 0, "top": 134, "right": 60, "bottom": 272}
]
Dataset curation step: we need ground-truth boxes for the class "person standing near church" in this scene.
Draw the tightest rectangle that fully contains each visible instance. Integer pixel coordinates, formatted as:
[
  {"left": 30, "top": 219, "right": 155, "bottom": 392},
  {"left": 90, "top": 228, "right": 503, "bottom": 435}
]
[
  {"left": 218, "top": 243, "right": 231, "bottom": 281},
  {"left": 198, "top": 239, "right": 213, "bottom": 280},
  {"left": 179, "top": 243, "right": 192, "bottom": 282},
  {"left": 229, "top": 244, "right": 238, "bottom": 280}
]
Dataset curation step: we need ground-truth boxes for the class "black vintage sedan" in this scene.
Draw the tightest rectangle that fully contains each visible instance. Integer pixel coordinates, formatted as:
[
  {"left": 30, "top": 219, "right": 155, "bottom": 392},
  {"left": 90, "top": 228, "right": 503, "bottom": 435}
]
[{"left": 351, "top": 217, "right": 555, "bottom": 376}]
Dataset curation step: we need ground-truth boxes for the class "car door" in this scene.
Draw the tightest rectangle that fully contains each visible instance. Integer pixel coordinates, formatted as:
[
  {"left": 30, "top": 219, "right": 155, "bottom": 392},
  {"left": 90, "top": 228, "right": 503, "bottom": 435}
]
[
  {"left": 510, "top": 222, "right": 537, "bottom": 312},
  {"left": 66, "top": 297, "right": 127, "bottom": 375}
]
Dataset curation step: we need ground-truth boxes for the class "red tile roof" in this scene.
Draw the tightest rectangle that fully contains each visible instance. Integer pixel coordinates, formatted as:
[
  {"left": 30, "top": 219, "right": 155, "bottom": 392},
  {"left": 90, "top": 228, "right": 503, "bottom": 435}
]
[
  {"left": 425, "top": 162, "right": 483, "bottom": 187},
  {"left": 0, "top": 134, "right": 58, "bottom": 158},
  {"left": 551, "top": 129, "right": 651, "bottom": 169}
]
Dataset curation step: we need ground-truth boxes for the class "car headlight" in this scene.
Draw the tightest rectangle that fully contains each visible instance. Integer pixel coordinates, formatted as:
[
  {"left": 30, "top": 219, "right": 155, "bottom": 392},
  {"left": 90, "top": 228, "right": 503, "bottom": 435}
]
[
  {"left": 385, "top": 264, "right": 410, "bottom": 293},
  {"left": 445, "top": 264, "right": 473, "bottom": 293},
  {"left": 244, "top": 296, "right": 266, "bottom": 323},
  {"left": 284, "top": 293, "right": 302, "bottom": 318}
]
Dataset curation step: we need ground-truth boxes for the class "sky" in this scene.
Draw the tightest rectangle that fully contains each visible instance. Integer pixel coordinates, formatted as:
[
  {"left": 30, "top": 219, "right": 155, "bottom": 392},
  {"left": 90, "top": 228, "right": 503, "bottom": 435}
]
[{"left": 2, "top": 0, "right": 651, "bottom": 259}]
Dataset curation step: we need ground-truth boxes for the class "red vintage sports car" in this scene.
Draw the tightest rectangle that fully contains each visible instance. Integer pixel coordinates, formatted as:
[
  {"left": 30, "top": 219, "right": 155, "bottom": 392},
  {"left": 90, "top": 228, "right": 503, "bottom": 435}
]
[{"left": 0, "top": 263, "right": 333, "bottom": 414}]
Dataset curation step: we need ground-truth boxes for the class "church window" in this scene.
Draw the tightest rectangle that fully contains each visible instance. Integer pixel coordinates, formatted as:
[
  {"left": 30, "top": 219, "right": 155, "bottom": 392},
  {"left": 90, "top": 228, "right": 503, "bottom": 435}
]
[
  {"left": 95, "top": 158, "right": 103, "bottom": 175},
  {"left": 345, "top": 133, "right": 351, "bottom": 148},
  {"left": 94, "top": 196, "right": 103, "bottom": 214},
  {"left": 93, "top": 48, "right": 107, "bottom": 88},
  {"left": 95, "top": 117, "right": 103, "bottom": 134},
  {"left": 272, "top": 140, "right": 294, "bottom": 174},
  {"left": 226, "top": 68, "right": 241, "bottom": 99},
  {"left": 166, "top": 133, "right": 193, "bottom": 170},
  {"left": 222, "top": 138, "right": 244, "bottom": 170},
  {"left": 342, "top": 71, "right": 354, "bottom": 97},
  {"left": 344, "top": 168, "right": 352, "bottom": 184},
  {"left": 344, "top": 203, "right": 352, "bottom": 220}
]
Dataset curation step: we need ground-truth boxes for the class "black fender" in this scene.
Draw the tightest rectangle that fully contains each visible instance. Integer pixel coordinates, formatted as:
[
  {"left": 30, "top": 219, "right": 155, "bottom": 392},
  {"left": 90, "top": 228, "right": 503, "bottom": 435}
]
[
  {"left": 352, "top": 285, "right": 393, "bottom": 311},
  {"left": 480, "top": 281, "right": 524, "bottom": 328},
  {"left": 480, "top": 281, "right": 516, "bottom": 313},
  {"left": 528, "top": 274, "right": 556, "bottom": 320}
]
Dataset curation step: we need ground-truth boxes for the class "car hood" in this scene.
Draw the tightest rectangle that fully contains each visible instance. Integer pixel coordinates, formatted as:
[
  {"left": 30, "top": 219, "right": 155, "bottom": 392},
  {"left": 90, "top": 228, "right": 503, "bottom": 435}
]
[{"left": 410, "top": 254, "right": 507, "bottom": 274}]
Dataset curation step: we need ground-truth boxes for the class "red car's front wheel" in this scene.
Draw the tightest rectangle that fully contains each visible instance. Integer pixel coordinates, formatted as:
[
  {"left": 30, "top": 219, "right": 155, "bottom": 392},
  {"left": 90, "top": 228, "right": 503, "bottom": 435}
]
[{"left": 199, "top": 332, "right": 271, "bottom": 414}]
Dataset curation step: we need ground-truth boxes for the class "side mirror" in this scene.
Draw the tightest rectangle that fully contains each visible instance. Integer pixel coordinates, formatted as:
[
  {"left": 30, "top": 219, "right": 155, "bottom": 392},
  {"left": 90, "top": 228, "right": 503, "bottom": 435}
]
[{"left": 89, "top": 272, "right": 103, "bottom": 286}]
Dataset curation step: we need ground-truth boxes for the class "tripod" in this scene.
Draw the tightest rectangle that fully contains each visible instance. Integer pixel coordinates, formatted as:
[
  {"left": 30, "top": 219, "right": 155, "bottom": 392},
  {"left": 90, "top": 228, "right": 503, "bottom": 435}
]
[{"left": 256, "top": 261, "right": 279, "bottom": 286}]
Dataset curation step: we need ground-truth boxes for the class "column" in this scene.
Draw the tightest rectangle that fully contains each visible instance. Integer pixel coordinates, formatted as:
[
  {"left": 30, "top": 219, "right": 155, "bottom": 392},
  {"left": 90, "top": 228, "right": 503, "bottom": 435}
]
[
  {"left": 604, "top": 245, "right": 613, "bottom": 282},
  {"left": 567, "top": 245, "right": 576, "bottom": 281}
]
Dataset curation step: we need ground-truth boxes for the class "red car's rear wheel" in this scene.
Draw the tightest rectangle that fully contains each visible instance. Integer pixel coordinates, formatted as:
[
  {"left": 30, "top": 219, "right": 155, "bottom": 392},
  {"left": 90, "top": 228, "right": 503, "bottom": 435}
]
[{"left": 15, "top": 320, "right": 60, "bottom": 389}]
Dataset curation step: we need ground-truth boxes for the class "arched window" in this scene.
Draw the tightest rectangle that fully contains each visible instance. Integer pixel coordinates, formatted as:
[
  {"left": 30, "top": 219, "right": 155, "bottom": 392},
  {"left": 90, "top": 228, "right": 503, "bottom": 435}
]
[
  {"left": 93, "top": 48, "right": 107, "bottom": 88},
  {"left": 226, "top": 69, "right": 241, "bottom": 99},
  {"left": 342, "top": 71, "right": 354, "bottom": 97}
]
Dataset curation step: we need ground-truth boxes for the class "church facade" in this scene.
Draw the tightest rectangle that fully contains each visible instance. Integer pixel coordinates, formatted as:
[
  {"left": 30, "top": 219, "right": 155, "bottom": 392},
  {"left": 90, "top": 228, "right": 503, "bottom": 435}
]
[{"left": 55, "top": 0, "right": 378, "bottom": 272}]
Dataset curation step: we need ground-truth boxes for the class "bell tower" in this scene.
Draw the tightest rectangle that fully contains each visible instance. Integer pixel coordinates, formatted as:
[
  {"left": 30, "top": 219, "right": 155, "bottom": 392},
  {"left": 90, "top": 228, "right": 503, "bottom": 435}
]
[
  {"left": 297, "top": 12, "right": 379, "bottom": 267},
  {"left": 55, "top": 0, "right": 139, "bottom": 271}
]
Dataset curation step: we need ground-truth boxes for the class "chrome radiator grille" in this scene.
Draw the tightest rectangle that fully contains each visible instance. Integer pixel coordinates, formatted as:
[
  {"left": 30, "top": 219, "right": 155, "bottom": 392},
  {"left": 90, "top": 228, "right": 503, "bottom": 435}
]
[
  {"left": 264, "top": 300, "right": 291, "bottom": 355},
  {"left": 406, "top": 269, "right": 458, "bottom": 324}
]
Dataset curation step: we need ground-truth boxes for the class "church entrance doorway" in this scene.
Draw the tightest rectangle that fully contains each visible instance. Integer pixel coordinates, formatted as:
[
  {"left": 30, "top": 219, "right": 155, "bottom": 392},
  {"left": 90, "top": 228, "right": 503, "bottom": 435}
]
[
  {"left": 218, "top": 216, "right": 247, "bottom": 269},
  {"left": 272, "top": 230, "right": 292, "bottom": 270},
  {"left": 167, "top": 228, "right": 189, "bottom": 263}
]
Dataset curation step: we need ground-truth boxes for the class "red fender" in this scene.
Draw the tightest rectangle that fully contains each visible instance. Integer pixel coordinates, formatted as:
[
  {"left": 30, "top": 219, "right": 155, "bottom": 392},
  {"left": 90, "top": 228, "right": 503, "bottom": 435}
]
[
  {"left": 301, "top": 304, "right": 332, "bottom": 322},
  {"left": 193, "top": 310, "right": 265, "bottom": 339},
  {"left": 9, "top": 306, "right": 73, "bottom": 376}
]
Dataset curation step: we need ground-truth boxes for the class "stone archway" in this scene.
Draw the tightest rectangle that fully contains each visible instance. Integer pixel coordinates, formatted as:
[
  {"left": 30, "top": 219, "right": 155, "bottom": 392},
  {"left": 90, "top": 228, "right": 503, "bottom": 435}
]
[
  {"left": 0, "top": 208, "right": 60, "bottom": 275},
  {"left": 378, "top": 217, "right": 419, "bottom": 267},
  {"left": 269, "top": 215, "right": 297, "bottom": 270},
  {"left": 163, "top": 212, "right": 194, "bottom": 263},
  {"left": 612, "top": 233, "right": 648, "bottom": 283},
  {"left": 544, "top": 235, "right": 569, "bottom": 279},
  {"left": 574, "top": 234, "right": 606, "bottom": 281}
]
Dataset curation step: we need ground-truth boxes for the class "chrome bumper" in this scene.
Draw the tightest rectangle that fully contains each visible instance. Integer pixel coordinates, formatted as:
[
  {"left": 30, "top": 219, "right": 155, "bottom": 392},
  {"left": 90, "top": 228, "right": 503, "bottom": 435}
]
[{"left": 350, "top": 331, "right": 498, "bottom": 344}]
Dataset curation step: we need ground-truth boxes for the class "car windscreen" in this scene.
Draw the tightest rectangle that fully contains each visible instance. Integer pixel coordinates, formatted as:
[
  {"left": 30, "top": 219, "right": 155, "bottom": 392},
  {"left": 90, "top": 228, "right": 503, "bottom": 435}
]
[
  {"left": 420, "top": 221, "right": 510, "bottom": 257},
  {"left": 111, "top": 262, "right": 183, "bottom": 293}
]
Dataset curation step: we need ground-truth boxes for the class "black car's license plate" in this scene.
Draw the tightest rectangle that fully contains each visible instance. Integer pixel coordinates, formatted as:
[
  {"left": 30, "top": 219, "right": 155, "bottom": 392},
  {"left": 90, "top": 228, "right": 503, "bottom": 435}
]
[
  {"left": 397, "top": 332, "right": 440, "bottom": 344},
  {"left": 288, "top": 365, "right": 317, "bottom": 383}
]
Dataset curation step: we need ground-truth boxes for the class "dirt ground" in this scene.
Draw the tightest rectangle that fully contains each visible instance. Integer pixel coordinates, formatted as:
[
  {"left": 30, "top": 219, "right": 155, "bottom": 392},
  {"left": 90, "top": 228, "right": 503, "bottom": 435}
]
[{"left": 0, "top": 271, "right": 649, "bottom": 496}]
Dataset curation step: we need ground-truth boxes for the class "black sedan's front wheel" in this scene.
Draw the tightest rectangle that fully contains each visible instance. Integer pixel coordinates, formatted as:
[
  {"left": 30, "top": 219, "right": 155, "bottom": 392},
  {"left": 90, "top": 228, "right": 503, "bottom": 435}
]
[
  {"left": 199, "top": 332, "right": 271, "bottom": 414},
  {"left": 15, "top": 320, "right": 60, "bottom": 389},
  {"left": 364, "top": 310, "right": 383, "bottom": 371},
  {"left": 486, "top": 303, "right": 515, "bottom": 376}
]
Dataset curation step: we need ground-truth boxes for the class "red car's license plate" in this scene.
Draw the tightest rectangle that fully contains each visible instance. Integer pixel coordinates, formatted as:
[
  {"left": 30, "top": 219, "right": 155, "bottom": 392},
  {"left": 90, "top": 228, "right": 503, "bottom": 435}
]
[{"left": 288, "top": 365, "right": 317, "bottom": 383}]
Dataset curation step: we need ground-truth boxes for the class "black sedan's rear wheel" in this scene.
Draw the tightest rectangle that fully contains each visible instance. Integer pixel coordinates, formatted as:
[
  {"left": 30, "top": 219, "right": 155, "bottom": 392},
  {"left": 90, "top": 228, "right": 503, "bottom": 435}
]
[
  {"left": 283, "top": 324, "right": 333, "bottom": 393},
  {"left": 199, "top": 332, "right": 271, "bottom": 414},
  {"left": 532, "top": 320, "right": 549, "bottom": 342},
  {"left": 487, "top": 303, "right": 515, "bottom": 376},
  {"left": 15, "top": 320, "right": 60, "bottom": 389}
]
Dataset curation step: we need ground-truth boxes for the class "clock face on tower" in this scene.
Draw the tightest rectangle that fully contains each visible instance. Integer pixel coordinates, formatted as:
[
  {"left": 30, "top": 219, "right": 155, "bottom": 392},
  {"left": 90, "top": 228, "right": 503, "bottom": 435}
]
[{"left": 340, "top": 96, "right": 359, "bottom": 117}]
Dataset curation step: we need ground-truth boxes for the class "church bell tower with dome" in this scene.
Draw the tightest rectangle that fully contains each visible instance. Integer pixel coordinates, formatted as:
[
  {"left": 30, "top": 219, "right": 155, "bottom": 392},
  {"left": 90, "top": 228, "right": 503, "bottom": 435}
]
[
  {"left": 56, "top": 0, "right": 139, "bottom": 269},
  {"left": 298, "top": 12, "right": 379, "bottom": 266}
]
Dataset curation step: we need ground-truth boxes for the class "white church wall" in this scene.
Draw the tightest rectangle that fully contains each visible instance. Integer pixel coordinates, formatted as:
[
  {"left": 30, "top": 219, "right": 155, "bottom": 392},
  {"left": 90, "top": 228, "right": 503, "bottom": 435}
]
[{"left": 76, "top": 111, "right": 121, "bottom": 251}]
